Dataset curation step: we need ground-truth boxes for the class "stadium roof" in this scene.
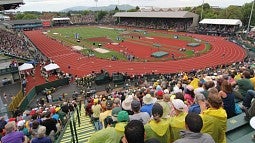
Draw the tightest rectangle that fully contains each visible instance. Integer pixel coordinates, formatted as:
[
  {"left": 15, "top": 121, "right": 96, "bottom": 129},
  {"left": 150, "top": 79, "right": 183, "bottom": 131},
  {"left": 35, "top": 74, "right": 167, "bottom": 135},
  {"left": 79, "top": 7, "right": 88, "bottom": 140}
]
[
  {"left": 52, "top": 17, "right": 70, "bottom": 21},
  {"left": 113, "top": 11, "right": 198, "bottom": 18},
  {"left": 199, "top": 19, "right": 242, "bottom": 27},
  {"left": 4, "top": 19, "right": 42, "bottom": 25},
  {"left": 0, "top": 0, "right": 23, "bottom": 10}
]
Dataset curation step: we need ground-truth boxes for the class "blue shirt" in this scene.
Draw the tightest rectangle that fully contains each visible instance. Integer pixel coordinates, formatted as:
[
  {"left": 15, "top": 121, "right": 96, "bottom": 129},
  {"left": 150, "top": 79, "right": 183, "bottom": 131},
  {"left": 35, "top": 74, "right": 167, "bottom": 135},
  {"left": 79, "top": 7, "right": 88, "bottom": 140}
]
[
  {"left": 140, "top": 104, "right": 153, "bottom": 116},
  {"left": 31, "top": 137, "right": 52, "bottom": 143}
]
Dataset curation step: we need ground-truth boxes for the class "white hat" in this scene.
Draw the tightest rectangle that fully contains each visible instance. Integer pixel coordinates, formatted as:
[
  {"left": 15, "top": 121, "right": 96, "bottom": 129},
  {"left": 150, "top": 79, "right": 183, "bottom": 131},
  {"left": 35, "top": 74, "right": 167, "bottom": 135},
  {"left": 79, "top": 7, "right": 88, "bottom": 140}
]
[
  {"left": 143, "top": 94, "right": 153, "bottom": 105},
  {"left": 17, "top": 120, "right": 25, "bottom": 127},
  {"left": 250, "top": 117, "right": 255, "bottom": 129},
  {"left": 122, "top": 95, "right": 134, "bottom": 110},
  {"left": 164, "top": 89, "right": 169, "bottom": 94},
  {"left": 172, "top": 99, "right": 187, "bottom": 112}
]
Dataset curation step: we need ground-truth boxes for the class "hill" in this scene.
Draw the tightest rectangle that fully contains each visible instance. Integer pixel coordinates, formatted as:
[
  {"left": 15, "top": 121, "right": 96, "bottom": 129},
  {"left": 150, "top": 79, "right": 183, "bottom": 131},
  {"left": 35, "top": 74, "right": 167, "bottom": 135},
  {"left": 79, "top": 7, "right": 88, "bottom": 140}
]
[{"left": 62, "top": 4, "right": 135, "bottom": 12}]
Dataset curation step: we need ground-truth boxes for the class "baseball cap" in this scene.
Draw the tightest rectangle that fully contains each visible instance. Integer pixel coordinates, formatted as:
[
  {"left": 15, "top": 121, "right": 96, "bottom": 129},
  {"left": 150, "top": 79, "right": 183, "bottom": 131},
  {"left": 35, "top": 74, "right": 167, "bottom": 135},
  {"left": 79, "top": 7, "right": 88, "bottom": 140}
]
[{"left": 117, "top": 111, "right": 129, "bottom": 122}]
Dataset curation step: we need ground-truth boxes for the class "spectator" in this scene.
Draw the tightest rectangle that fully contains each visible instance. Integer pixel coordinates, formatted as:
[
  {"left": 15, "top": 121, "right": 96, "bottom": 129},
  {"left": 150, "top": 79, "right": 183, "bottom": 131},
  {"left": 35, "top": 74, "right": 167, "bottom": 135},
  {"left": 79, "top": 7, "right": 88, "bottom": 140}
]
[
  {"left": 121, "top": 120, "right": 145, "bottom": 143},
  {"left": 88, "top": 111, "right": 129, "bottom": 143},
  {"left": 31, "top": 126, "right": 52, "bottom": 143},
  {"left": 173, "top": 112, "right": 215, "bottom": 143},
  {"left": 236, "top": 71, "right": 254, "bottom": 99},
  {"left": 129, "top": 100, "right": 150, "bottom": 125},
  {"left": 140, "top": 94, "right": 154, "bottom": 116},
  {"left": 144, "top": 103, "right": 171, "bottom": 143},
  {"left": 189, "top": 93, "right": 205, "bottom": 114},
  {"left": 99, "top": 100, "right": 113, "bottom": 129},
  {"left": 1, "top": 121, "right": 25, "bottom": 143},
  {"left": 218, "top": 80, "right": 236, "bottom": 118},
  {"left": 169, "top": 99, "right": 188, "bottom": 142},
  {"left": 200, "top": 93, "right": 227, "bottom": 143},
  {"left": 41, "top": 111, "right": 57, "bottom": 142}
]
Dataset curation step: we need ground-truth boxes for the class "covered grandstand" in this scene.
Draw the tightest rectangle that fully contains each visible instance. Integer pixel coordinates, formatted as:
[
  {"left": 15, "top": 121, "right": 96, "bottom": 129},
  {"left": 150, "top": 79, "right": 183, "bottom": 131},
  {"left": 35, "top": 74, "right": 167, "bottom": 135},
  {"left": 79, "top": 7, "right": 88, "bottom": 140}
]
[
  {"left": 2, "top": 19, "right": 43, "bottom": 31},
  {"left": 52, "top": 17, "right": 71, "bottom": 26},
  {"left": 113, "top": 11, "right": 199, "bottom": 31},
  {"left": 198, "top": 19, "right": 242, "bottom": 36}
]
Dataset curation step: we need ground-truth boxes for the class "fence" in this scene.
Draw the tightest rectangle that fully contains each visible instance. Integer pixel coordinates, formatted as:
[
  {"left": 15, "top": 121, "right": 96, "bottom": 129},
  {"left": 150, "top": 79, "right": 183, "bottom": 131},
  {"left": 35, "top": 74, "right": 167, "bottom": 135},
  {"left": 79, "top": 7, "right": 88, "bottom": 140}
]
[{"left": 8, "top": 78, "right": 69, "bottom": 112}]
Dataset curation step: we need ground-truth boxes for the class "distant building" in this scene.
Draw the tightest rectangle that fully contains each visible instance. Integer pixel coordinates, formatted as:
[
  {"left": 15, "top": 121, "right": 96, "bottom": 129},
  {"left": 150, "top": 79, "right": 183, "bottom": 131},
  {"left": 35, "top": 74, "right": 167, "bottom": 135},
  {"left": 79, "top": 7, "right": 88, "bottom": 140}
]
[{"left": 2, "top": 19, "right": 43, "bottom": 31}]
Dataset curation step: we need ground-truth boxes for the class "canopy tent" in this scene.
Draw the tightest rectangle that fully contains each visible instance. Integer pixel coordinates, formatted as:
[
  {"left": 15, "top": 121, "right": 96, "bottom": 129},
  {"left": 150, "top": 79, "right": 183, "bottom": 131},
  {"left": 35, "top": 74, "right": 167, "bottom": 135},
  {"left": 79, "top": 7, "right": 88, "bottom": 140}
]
[
  {"left": 18, "top": 63, "right": 34, "bottom": 71},
  {"left": 43, "top": 63, "right": 60, "bottom": 71},
  {"left": 199, "top": 19, "right": 242, "bottom": 27}
]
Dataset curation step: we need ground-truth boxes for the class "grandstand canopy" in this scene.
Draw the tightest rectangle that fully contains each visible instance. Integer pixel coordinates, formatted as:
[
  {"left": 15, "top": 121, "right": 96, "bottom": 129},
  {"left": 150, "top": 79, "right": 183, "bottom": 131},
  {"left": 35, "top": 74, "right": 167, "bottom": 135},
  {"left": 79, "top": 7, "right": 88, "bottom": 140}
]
[
  {"left": 199, "top": 19, "right": 242, "bottom": 27},
  {"left": 52, "top": 17, "right": 70, "bottom": 21},
  {"left": 113, "top": 11, "right": 198, "bottom": 18},
  {"left": 0, "top": 0, "right": 23, "bottom": 10}
]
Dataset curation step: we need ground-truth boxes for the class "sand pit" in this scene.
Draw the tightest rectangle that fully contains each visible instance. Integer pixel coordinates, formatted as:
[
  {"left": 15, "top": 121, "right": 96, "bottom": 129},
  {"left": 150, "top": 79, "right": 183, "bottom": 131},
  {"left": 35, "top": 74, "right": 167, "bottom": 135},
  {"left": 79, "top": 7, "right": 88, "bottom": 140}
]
[
  {"left": 94, "top": 48, "right": 110, "bottom": 53},
  {"left": 72, "top": 46, "right": 84, "bottom": 51}
]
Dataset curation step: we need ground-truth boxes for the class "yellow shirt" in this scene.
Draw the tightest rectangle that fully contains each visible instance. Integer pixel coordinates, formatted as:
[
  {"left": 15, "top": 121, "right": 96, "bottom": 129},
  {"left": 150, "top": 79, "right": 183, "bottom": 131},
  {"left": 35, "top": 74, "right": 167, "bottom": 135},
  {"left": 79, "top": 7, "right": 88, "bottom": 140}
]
[
  {"left": 99, "top": 110, "right": 112, "bottom": 128},
  {"left": 92, "top": 104, "right": 101, "bottom": 118},
  {"left": 250, "top": 77, "right": 255, "bottom": 89}
]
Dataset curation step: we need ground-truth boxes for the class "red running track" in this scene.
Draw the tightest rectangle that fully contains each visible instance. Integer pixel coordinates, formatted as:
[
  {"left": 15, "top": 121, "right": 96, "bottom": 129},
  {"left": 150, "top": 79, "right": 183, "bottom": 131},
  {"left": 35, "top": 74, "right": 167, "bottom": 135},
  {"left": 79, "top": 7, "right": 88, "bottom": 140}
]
[{"left": 24, "top": 30, "right": 246, "bottom": 76}]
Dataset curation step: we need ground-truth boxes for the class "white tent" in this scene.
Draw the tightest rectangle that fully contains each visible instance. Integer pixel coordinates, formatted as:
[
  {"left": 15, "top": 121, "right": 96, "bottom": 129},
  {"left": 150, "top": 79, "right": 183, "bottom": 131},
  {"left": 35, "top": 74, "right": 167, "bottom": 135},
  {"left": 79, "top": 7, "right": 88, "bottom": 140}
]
[
  {"left": 43, "top": 63, "right": 60, "bottom": 71},
  {"left": 199, "top": 19, "right": 242, "bottom": 27},
  {"left": 18, "top": 63, "right": 34, "bottom": 71}
]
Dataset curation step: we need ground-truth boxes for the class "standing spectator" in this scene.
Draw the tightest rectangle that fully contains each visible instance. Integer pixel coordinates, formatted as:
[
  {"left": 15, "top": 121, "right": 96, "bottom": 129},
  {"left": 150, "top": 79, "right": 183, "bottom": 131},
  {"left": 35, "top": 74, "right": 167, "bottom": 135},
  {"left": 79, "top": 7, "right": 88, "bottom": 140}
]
[
  {"left": 173, "top": 113, "right": 215, "bottom": 143},
  {"left": 92, "top": 99, "right": 102, "bottom": 130},
  {"left": 1, "top": 121, "right": 25, "bottom": 143}
]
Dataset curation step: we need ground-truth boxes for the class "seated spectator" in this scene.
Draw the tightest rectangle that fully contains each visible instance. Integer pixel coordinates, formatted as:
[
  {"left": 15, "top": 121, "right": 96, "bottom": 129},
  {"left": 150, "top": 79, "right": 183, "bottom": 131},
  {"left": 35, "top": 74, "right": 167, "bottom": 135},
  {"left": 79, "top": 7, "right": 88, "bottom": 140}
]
[
  {"left": 218, "top": 80, "right": 236, "bottom": 118},
  {"left": 31, "top": 126, "right": 52, "bottom": 143},
  {"left": 200, "top": 92, "right": 227, "bottom": 143},
  {"left": 140, "top": 94, "right": 154, "bottom": 116},
  {"left": 189, "top": 93, "right": 205, "bottom": 114},
  {"left": 144, "top": 103, "right": 171, "bottom": 143},
  {"left": 169, "top": 99, "right": 188, "bottom": 142},
  {"left": 41, "top": 111, "right": 57, "bottom": 142},
  {"left": 121, "top": 120, "right": 145, "bottom": 143},
  {"left": 236, "top": 71, "right": 254, "bottom": 99},
  {"left": 173, "top": 113, "right": 215, "bottom": 143},
  {"left": 1, "top": 121, "right": 25, "bottom": 143}
]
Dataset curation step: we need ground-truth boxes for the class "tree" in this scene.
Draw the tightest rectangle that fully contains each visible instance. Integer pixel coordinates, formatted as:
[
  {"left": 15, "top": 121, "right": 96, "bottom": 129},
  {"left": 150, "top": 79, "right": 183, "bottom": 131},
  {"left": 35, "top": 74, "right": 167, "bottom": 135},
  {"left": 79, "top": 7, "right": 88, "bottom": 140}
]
[
  {"left": 241, "top": 2, "right": 255, "bottom": 27},
  {"left": 115, "top": 6, "right": 119, "bottom": 11}
]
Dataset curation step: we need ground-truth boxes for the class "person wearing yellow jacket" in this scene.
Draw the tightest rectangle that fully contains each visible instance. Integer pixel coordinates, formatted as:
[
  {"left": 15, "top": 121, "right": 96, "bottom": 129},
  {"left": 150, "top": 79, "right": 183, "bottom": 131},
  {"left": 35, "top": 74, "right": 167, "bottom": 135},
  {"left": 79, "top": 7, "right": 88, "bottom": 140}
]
[
  {"left": 169, "top": 99, "right": 188, "bottom": 142},
  {"left": 144, "top": 103, "right": 171, "bottom": 143},
  {"left": 88, "top": 111, "right": 129, "bottom": 143},
  {"left": 200, "top": 92, "right": 227, "bottom": 143}
]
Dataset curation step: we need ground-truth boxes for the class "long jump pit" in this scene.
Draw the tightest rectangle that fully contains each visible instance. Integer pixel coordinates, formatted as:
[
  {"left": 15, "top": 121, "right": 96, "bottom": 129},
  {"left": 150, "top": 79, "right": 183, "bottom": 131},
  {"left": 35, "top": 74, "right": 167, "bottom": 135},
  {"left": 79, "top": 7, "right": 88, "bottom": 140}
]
[{"left": 94, "top": 48, "right": 110, "bottom": 53}]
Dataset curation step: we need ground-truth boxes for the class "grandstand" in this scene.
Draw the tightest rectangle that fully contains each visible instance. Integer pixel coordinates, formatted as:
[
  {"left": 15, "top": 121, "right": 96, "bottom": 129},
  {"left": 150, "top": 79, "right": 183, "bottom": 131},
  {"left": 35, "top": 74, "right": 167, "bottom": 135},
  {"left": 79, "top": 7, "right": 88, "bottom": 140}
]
[
  {"left": 52, "top": 17, "right": 71, "bottom": 26},
  {"left": 198, "top": 19, "right": 242, "bottom": 36},
  {"left": 113, "top": 11, "right": 199, "bottom": 31},
  {"left": 2, "top": 19, "right": 43, "bottom": 31}
]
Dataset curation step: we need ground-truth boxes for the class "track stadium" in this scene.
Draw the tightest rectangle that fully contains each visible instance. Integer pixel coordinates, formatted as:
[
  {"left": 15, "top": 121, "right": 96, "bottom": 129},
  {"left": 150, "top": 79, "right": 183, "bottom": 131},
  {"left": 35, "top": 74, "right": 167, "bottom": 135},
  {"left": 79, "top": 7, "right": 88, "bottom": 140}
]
[{"left": 0, "top": 0, "right": 255, "bottom": 143}]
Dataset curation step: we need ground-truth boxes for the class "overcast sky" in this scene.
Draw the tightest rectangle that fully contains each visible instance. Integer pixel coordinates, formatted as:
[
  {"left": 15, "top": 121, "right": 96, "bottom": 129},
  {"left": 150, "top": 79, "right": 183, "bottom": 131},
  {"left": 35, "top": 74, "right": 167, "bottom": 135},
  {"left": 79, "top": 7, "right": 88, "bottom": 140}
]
[{"left": 16, "top": 0, "right": 253, "bottom": 12}]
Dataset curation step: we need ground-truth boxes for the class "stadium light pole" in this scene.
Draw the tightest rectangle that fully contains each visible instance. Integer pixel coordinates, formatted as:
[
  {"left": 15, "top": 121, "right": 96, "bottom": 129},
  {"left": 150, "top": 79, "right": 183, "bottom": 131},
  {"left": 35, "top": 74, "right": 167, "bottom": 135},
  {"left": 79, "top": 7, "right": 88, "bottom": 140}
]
[
  {"left": 200, "top": 0, "right": 205, "bottom": 20},
  {"left": 95, "top": 0, "right": 98, "bottom": 24},
  {"left": 247, "top": 0, "right": 255, "bottom": 37}
]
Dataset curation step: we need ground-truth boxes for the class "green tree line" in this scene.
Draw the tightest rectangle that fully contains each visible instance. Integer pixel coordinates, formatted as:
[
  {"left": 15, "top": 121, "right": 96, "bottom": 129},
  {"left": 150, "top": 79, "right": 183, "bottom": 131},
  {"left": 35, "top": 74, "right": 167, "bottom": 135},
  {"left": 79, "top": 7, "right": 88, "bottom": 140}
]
[{"left": 13, "top": 2, "right": 255, "bottom": 27}]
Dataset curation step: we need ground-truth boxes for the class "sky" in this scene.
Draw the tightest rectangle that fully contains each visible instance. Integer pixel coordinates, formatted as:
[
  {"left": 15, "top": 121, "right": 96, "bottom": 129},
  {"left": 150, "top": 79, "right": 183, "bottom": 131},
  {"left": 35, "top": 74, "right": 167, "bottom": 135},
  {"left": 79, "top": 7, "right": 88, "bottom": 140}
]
[{"left": 16, "top": 0, "right": 253, "bottom": 12}]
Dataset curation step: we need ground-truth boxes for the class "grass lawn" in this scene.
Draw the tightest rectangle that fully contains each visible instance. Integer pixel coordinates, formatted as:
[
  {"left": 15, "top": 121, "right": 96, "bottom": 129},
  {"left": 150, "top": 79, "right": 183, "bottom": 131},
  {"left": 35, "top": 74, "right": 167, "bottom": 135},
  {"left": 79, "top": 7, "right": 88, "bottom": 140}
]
[{"left": 47, "top": 26, "right": 209, "bottom": 61}]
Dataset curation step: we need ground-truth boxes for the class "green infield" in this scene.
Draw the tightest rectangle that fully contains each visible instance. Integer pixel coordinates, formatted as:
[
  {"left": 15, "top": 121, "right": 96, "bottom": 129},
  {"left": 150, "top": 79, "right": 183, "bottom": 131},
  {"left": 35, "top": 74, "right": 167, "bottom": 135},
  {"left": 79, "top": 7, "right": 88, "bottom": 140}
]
[{"left": 47, "top": 26, "right": 210, "bottom": 61}]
